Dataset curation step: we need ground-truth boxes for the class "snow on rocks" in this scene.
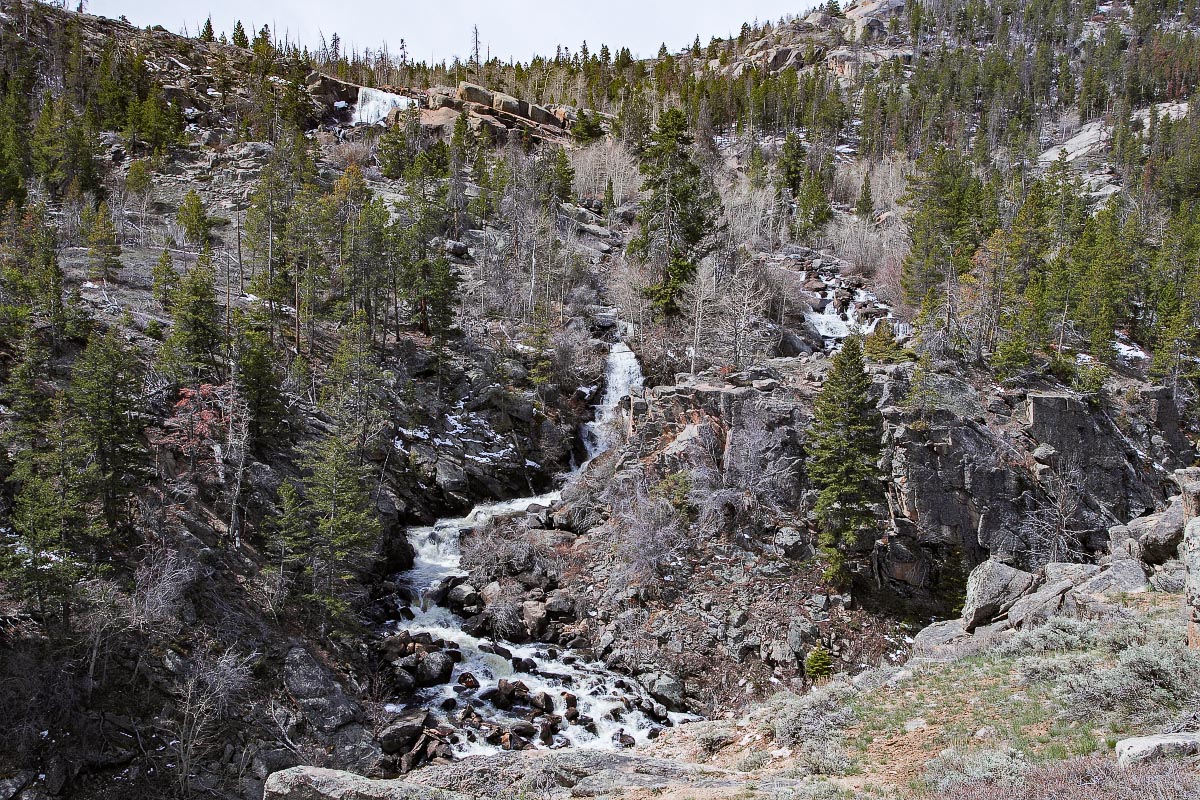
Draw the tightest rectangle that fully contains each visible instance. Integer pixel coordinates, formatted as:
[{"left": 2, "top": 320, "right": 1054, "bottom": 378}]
[{"left": 353, "top": 87, "right": 415, "bottom": 126}]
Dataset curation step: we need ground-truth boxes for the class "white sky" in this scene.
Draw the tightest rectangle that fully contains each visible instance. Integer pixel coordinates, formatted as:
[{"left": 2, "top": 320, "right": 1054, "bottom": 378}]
[{"left": 85, "top": 0, "right": 816, "bottom": 64}]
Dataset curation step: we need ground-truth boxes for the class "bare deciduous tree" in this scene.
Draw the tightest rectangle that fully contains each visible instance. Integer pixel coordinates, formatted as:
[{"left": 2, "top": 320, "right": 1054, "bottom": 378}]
[
  {"left": 167, "top": 647, "right": 254, "bottom": 794},
  {"left": 1022, "top": 456, "right": 1088, "bottom": 567}
]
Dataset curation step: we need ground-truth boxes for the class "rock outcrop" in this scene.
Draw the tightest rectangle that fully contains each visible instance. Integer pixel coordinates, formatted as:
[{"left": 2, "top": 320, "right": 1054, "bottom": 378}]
[
  {"left": 1115, "top": 734, "right": 1200, "bottom": 768},
  {"left": 1178, "top": 468, "right": 1200, "bottom": 648},
  {"left": 263, "top": 767, "right": 468, "bottom": 800}
]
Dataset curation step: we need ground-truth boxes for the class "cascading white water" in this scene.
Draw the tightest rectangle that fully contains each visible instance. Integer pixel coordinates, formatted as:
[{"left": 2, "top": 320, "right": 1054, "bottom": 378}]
[
  {"left": 391, "top": 339, "right": 677, "bottom": 756},
  {"left": 582, "top": 337, "right": 645, "bottom": 458},
  {"left": 352, "top": 87, "right": 414, "bottom": 126}
]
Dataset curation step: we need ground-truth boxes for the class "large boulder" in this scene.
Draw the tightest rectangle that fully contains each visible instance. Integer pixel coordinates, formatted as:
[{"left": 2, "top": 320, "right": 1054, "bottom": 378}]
[
  {"left": 264, "top": 767, "right": 468, "bottom": 800},
  {"left": 414, "top": 652, "right": 454, "bottom": 687},
  {"left": 1004, "top": 580, "right": 1073, "bottom": 629},
  {"left": 1124, "top": 498, "right": 1186, "bottom": 564},
  {"left": 1115, "top": 733, "right": 1200, "bottom": 768},
  {"left": 1076, "top": 559, "right": 1148, "bottom": 595},
  {"left": 379, "top": 709, "right": 431, "bottom": 755},
  {"left": 456, "top": 82, "right": 492, "bottom": 107},
  {"left": 283, "top": 648, "right": 359, "bottom": 732},
  {"left": 962, "top": 560, "right": 1035, "bottom": 630}
]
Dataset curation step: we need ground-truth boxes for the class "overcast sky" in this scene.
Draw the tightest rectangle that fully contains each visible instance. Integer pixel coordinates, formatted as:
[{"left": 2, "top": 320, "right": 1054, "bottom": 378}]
[{"left": 86, "top": 1, "right": 816, "bottom": 64}]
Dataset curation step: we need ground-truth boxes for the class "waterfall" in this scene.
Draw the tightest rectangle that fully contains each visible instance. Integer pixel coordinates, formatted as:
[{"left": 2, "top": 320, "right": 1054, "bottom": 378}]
[
  {"left": 390, "top": 338, "right": 679, "bottom": 757},
  {"left": 352, "top": 87, "right": 413, "bottom": 126},
  {"left": 582, "top": 337, "right": 645, "bottom": 459}
]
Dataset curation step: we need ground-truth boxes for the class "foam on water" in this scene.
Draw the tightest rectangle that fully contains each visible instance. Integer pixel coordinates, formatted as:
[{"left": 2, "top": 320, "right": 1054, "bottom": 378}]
[{"left": 391, "top": 339, "right": 682, "bottom": 755}]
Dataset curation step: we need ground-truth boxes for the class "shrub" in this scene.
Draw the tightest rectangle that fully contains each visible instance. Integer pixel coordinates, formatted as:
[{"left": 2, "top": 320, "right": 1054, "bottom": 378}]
[
  {"left": 1014, "top": 653, "right": 1094, "bottom": 685},
  {"left": 928, "top": 756, "right": 1199, "bottom": 800},
  {"left": 995, "top": 617, "right": 1096, "bottom": 657},
  {"left": 919, "top": 747, "right": 1029, "bottom": 794},
  {"left": 1061, "top": 642, "right": 1200, "bottom": 725},
  {"left": 1072, "top": 361, "right": 1109, "bottom": 396},
  {"left": 696, "top": 725, "right": 735, "bottom": 757},
  {"left": 798, "top": 738, "right": 856, "bottom": 776},
  {"left": 736, "top": 750, "right": 769, "bottom": 771},
  {"left": 769, "top": 682, "right": 857, "bottom": 748}
]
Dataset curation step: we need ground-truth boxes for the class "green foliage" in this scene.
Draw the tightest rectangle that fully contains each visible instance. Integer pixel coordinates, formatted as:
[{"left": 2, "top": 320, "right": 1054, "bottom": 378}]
[
  {"left": 572, "top": 110, "right": 604, "bottom": 143},
  {"left": 548, "top": 147, "right": 575, "bottom": 204},
  {"left": 629, "top": 108, "right": 721, "bottom": 314},
  {"left": 855, "top": 172, "right": 874, "bottom": 220},
  {"left": 199, "top": 16, "right": 215, "bottom": 42},
  {"left": 793, "top": 169, "right": 834, "bottom": 242},
  {"left": 298, "top": 433, "right": 380, "bottom": 624},
  {"left": 177, "top": 190, "right": 211, "bottom": 247},
  {"left": 805, "top": 644, "right": 834, "bottom": 679},
  {"left": 151, "top": 248, "right": 178, "bottom": 310},
  {"left": 808, "top": 337, "right": 882, "bottom": 585},
  {"left": 86, "top": 202, "right": 121, "bottom": 284},
  {"left": 232, "top": 20, "right": 249, "bottom": 48},
  {"left": 1071, "top": 360, "right": 1109, "bottom": 396},
  {"left": 160, "top": 248, "right": 224, "bottom": 384},
  {"left": 235, "top": 322, "right": 287, "bottom": 441},
  {"left": 862, "top": 320, "right": 908, "bottom": 363},
  {"left": 69, "top": 329, "right": 144, "bottom": 528}
]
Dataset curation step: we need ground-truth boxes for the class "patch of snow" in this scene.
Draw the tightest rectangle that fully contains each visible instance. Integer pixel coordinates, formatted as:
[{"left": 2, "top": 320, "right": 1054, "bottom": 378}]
[{"left": 352, "top": 87, "right": 414, "bottom": 126}]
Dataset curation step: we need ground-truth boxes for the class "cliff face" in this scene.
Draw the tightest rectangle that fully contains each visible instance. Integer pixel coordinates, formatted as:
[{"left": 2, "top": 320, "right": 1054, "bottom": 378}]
[{"left": 438, "top": 348, "right": 1192, "bottom": 716}]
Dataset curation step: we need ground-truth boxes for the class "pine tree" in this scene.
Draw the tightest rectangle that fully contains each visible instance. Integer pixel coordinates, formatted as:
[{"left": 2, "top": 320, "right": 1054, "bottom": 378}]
[
  {"left": 160, "top": 248, "right": 224, "bottom": 383},
  {"left": 152, "top": 248, "right": 179, "bottom": 310},
  {"left": 199, "top": 16, "right": 215, "bottom": 42},
  {"left": 793, "top": 170, "right": 833, "bottom": 241},
  {"left": 808, "top": 336, "right": 882, "bottom": 585},
  {"left": 775, "top": 131, "right": 806, "bottom": 197},
  {"left": 6, "top": 399, "right": 93, "bottom": 622},
  {"left": 855, "top": 172, "right": 875, "bottom": 220},
  {"left": 236, "top": 324, "right": 286, "bottom": 441},
  {"left": 549, "top": 147, "right": 575, "bottom": 204},
  {"left": 300, "top": 432, "right": 380, "bottom": 624},
  {"left": 177, "top": 189, "right": 211, "bottom": 248},
  {"left": 863, "top": 320, "right": 906, "bottom": 363},
  {"left": 232, "top": 20, "right": 249, "bottom": 48},
  {"left": 804, "top": 643, "right": 833, "bottom": 679},
  {"left": 69, "top": 329, "right": 143, "bottom": 528},
  {"left": 629, "top": 108, "right": 721, "bottom": 314},
  {"left": 87, "top": 201, "right": 121, "bottom": 284}
]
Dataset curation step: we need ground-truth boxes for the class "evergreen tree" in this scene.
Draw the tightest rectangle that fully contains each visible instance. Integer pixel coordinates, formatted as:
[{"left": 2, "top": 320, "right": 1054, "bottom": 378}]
[
  {"left": 793, "top": 170, "right": 833, "bottom": 241},
  {"left": 152, "top": 248, "right": 179, "bottom": 310},
  {"left": 236, "top": 324, "right": 286, "bottom": 441},
  {"left": 69, "top": 329, "right": 143, "bottom": 528},
  {"left": 160, "top": 248, "right": 224, "bottom": 383},
  {"left": 863, "top": 320, "right": 907, "bottom": 363},
  {"left": 804, "top": 643, "right": 833, "bottom": 679},
  {"left": 808, "top": 337, "right": 882, "bottom": 585},
  {"left": 199, "top": 16, "right": 215, "bottom": 42},
  {"left": 300, "top": 432, "right": 380, "bottom": 623},
  {"left": 5, "top": 398, "right": 94, "bottom": 623},
  {"left": 177, "top": 190, "right": 211, "bottom": 248},
  {"left": 775, "top": 131, "right": 806, "bottom": 197},
  {"left": 855, "top": 172, "right": 875, "bottom": 220},
  {"left": 232, "top": 20, "right": 249, "bottom": 48},
  {"left": 629, "top": 108, "right": 721, "bottom": 313},
  {"left": 87, "top": 202, "right": 121, "bottom": 284}
]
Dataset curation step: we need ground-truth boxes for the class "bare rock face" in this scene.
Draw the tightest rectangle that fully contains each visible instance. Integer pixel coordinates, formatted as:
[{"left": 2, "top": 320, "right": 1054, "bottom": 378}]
[
  {"left": 456, "top": 81, "right": 493, "bottom": 107},
  {"left": 263, "top": 767, "right": 468, "bottom": 800},
  {"left": 962, "top": 560, "right": 1035, "bottom": 631},
  {"left": 1176, "top": 468, "right": 1200, "bottom": 648}
]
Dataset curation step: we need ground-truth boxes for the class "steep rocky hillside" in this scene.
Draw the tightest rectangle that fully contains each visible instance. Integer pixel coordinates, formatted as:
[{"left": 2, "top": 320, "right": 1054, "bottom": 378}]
[{"left": 0, "top": 0, "right": 1198, "bottom": 798}]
